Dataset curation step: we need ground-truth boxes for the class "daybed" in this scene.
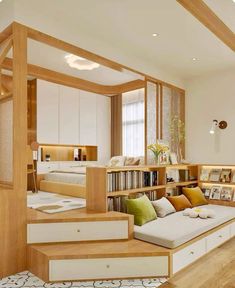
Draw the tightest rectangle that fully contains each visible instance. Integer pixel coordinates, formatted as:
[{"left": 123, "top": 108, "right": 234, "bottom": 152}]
[{"left": 134, "top": 204, "right": 235, "bottom": 248}]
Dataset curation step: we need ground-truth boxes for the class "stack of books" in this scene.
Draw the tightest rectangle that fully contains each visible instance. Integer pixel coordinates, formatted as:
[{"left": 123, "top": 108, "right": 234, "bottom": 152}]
[{"left": 107, "top": 170, "right": 159, "bottom": 192}]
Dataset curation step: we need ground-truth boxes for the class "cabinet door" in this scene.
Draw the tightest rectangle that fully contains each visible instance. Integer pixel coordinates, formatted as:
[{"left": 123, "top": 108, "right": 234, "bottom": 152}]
[
  {"left": 96, "top": 95, "right": 111, "bottom": 164},
  {"left": 59, "top": 85, "right": 79, "bottom": 145},
  {"left": 37, "top": 80, "right": 59, "bottom": 144},
  {"left": 79, "top": 91, "right": 97, "bottom": 146}
]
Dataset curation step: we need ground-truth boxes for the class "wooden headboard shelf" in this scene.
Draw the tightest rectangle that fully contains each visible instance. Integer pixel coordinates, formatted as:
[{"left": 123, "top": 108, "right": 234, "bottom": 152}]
[{"left": 39, "top": 144, "right": 97, "bottom": 162}]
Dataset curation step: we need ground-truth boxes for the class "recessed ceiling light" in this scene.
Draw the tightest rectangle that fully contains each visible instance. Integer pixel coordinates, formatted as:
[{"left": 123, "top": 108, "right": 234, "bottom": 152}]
[
  {"left": 152, "top": 33, "right": 159, "bottom": 37},
  {"left": 65, "top": 54, "right": 100, "bottom": 71},
  {"left": 192, "top": 57, "right": 198, "bottom": 61},
  {"left": 232, "top": 0, "right": 235, "bottom": 3}
]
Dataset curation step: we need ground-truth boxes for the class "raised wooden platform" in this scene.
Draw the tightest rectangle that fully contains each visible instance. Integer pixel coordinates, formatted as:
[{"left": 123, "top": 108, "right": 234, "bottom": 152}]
[
  {"left": 28, "top": 239, "right": 171, "bottom": 282},
  {"left": 27, "top": 207, "right": 132, "bottom": 223}
]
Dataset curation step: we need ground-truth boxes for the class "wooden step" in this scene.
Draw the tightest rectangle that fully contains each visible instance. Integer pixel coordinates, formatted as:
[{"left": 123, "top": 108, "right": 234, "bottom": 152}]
[
  {"left": 27, "top": 208, "right": 133, "bottom": 244},
  {"left": 28, "top": 239, "right": 171, "bottom": 282}
]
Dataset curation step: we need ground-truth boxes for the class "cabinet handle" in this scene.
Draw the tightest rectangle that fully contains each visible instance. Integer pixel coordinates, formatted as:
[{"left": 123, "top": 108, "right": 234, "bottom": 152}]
[
  {"left": 106, "top": 265, "right": 110, "bottom": 268},
  {"left": 77, "top": 229, "right": 80, "bottom": 233}
]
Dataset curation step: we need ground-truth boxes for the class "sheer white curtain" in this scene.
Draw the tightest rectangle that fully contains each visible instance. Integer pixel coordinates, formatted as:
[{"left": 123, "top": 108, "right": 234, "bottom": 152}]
[{"left": 122, "top": 89, "right": 144, "bottom": 157}]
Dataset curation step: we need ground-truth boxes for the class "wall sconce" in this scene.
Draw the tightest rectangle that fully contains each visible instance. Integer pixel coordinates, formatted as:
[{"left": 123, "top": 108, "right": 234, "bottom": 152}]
[{"left": 209, "top": 120, "right": 228, "bottom": 134}]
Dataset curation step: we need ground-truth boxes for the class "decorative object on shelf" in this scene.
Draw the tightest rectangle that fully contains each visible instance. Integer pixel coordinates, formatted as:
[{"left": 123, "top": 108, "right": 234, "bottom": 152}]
[
  {"left": 220, "top": 187, "right": 233, "bottom": 201},
  {"left": 147, "top": 142, "right": 169, "bottom": 165},
  {"left": 220, "top": 169, "right": 232, "bottom": 183},
  {"left": 170, "top": 152, "right": 178, "bottom": 164},
  {"left": 209, "top": 186, "right": 222, "bottom": 200},
  {"left": 200, "top": 168, "right": 210, "bottom": 181},
  {"left": 45, "top": 154, "right": 50, "bottom": 162},
  {"left": 209, "top": 119, "right": 228, "bottom": 134},
  {"left": 170, "top": 116, "right": 185, "bottom": 164}
]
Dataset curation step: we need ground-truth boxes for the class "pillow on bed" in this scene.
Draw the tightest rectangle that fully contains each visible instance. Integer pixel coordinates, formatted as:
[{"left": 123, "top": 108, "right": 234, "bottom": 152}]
[
  {"left": 152, "top": 197, "right": 176, "bottom": 217},
  {"left": 183, "top": 186, "right": 208, "bottom": 207},
  {"left": 108, "top": 156, "right": 126, "bottom": 167},
  {"left": 125, "top": 195, "right": 157, "bottom": 226},
  {"left": 167, "top": 195, "right": 192, "bottom": 211},
  {"left": 125, "top": 157, "right": 140, "bottom": 166}
]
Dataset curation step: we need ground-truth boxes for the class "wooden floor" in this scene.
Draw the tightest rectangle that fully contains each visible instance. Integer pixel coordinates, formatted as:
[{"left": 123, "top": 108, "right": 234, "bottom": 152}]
[{"left": 161, "top": 238, "right": 235, "bottom": 288}]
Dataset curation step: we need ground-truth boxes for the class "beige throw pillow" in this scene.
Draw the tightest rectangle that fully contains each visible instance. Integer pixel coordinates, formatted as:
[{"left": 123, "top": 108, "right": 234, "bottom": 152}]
[{"left": 152, "top": 197, "right": 176, "bottom": 217}]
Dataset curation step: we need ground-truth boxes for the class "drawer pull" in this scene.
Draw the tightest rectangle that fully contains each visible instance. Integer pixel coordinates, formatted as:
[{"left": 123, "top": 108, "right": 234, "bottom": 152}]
[
  {"left": 77, "top": 229, "right": 80, "bottom": 233},
  {"left": 218, "top": 235, "right": 223, "bottom": 238},
  {"left": 106, "top": 265, "right": 110, "bottom": 268},
  {"left": 189, "top": 251, "right": 194, "bottom": 255}
]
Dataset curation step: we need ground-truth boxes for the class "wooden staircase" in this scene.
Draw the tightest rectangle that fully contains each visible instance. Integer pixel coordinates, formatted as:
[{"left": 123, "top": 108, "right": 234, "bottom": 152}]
[{"left": 27, "top": 208, "right": 171, "bottom": 282}]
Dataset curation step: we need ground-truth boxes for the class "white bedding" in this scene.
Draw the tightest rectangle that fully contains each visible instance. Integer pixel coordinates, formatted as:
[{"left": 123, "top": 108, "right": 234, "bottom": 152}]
[
  {"left": 134, "top": 204, "right": 235, "bottom": 249},
  {"left": 44, "top": 167, "right": 86, "bottom": 185}
]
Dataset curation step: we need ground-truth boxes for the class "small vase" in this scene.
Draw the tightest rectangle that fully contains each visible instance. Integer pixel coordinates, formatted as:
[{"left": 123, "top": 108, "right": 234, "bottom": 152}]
[{"left": 154, "top": 155, "right": 160, "bottom": 166}]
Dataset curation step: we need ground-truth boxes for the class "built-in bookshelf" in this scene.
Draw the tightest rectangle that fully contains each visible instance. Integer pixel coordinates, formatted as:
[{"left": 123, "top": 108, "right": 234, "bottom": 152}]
[
  {"left": 198, "top": 164, "right": 235, "bottom": 207},
  {"left": 87, "top": 164, "right": 199, "bottom": 213}
]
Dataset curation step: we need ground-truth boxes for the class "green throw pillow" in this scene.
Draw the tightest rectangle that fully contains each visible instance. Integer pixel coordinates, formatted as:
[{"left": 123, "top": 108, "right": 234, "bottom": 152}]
[{"left": 125, "top": 195, "right": 157, "bottom": 226}]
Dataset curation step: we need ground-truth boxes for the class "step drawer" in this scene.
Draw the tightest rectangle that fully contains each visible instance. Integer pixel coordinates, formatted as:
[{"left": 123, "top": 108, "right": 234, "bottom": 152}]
[
  {"left": 27, "top": 220, "right": 128, "bottom": 243},
  {"left": 230, "top": 222, "right": 235, "bottom": 238},
  {"left": 206, "top": 225, "right": 230, "bottom": 252},
  {"left": 49, "top": 256, "right": 168, "bottom": 281},
  {"left": 173, "top": 238, "right": 206, "bottom": 274}
]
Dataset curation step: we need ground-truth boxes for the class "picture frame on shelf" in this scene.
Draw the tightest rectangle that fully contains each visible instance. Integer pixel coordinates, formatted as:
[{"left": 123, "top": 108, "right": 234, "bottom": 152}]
[
  {"left": 209, "top": 169, "right": 222, "bottom": 182},
  {"left": 209, "top": 186, "right": 222, "bottom": 200},
  {"left": 170, "top": 152, "right": 178, "bottom": 165},
  {"left": 200, "top": 169, "right": 210, "bottom": 181},
  {"left": 220, "top": 169, "right": 232, "bottom": 183},
  {"left": 204, "top": 188, "right": 211, "bottom": 198},
  {"left": 220, "top": 187, "right": 233, "bottom": 201},
  {"left": 231, "top": 170, "right": 235, "bottom": 183}
]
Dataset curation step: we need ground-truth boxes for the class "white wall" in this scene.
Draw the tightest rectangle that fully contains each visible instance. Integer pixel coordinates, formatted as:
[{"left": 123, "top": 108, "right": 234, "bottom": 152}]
[
  {"left": 185, "top": 68, "right": 235, "bottom": 164},
  {"left": 0, "top": 0, "right": 14, "bottom": 31}
]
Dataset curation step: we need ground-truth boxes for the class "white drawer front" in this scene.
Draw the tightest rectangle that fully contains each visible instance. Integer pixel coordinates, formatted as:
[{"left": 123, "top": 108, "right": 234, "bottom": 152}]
[
  {"left": 27, "top": 220, "right": 128, "bottom": 243},
  {"left": 173, "top": 238, "right": 206, "bottom": 274},
  {"left": 206, "top": 225, "right": 230, "bottom": 252},
  {"left": 230, "top": 222, "right": 235, "bottom": 238},
  {"left": 49, "top": 256, "right": 168, "bottom": 281}
]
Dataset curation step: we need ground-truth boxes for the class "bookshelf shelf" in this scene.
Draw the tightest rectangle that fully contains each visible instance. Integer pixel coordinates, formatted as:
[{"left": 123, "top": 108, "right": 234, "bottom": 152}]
[
  {"left": 208, "top": 199, "right": 235, "bottom": 207},
  {"left": 107, "top": 185, "right": 166, "bottom": 197},
  {"left": 166, "top": 180, "right": 198, "bottom": 187},
  {"left": 199, "top": 181, "right": 235, "bottom": 186}
]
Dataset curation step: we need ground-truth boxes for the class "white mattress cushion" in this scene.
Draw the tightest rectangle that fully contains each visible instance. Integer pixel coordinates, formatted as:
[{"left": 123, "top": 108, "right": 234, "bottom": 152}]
[{"left": 134, "top": 204, "right": 235, "bottom": 248}]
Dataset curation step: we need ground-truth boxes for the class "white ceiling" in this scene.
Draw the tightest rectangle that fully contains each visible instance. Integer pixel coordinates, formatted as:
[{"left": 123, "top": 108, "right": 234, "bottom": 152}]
[{"left": 2, "top": 0, "right": 235, "bottom": 84}]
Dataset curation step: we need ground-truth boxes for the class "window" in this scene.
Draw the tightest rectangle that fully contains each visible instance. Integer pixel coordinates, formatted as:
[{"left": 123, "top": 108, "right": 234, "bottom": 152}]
[{"left": 122, "top": 89, "right": 144, "bottom": 157}]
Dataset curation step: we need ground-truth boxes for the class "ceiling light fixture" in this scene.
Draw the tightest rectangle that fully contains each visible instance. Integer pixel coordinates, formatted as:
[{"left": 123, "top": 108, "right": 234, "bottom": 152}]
[
  {"left": 232, "top": 0, "right": 235, "bottom": 3},
  {"left": 65, "top": 54, "right": 100, "bottom": 71},
  {"left": 152, "top": 33, "right": 159, "bottom": 37}
]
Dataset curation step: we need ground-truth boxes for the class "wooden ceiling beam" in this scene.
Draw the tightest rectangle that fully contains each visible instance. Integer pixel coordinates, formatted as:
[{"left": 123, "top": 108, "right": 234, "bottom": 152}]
[
  {"left": 0, "top": 37, "right": 13, "bottom": 66},
  {"left": 0, "top": 23, "right": 12, "bottom": 44},
  {"left": 2, "top": 57, "right": 145, "bottom": 95},
  {"left": 177, "top": 0, "right": 235, "bottom": 52}
]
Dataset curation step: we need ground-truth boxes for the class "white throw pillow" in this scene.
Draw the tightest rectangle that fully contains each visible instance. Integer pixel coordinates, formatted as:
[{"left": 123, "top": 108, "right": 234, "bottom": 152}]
[
  {"left": 108, "top": 156, "right": 126, "bottom": 167},
  {"left": 152, "top": 197, "right": 176, "bottom": 217}
]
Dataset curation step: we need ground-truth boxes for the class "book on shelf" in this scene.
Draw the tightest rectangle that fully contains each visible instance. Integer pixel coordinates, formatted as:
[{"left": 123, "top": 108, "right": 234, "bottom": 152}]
[
  {"left": 201, "top": 187, "right": 211, "bottom": 198},
  {"left": 107, "top": 170, "right": 160, "bottom": 192},
  {"left": 179, "top": 169, "right": 189, "bottom": 182},
  {"left": 209, "top": 169, "right": 222, "bottom": 182}
]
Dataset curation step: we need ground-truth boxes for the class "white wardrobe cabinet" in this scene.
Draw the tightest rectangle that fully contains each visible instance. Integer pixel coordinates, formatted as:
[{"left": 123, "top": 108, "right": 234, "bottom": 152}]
[
  {"left": 59, "top": 85, "right": 79, "bottom": 145},
  {"left": 79, "top": 90, "right": 97, "bottom": 146},
  {"left": 37, "top": 79, "right": 59, "bottom": 144}
]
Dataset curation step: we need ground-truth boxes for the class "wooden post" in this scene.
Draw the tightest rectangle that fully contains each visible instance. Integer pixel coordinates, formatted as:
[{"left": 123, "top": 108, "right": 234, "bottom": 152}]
[{"left": 12, "top": 22, "right": 28, "bottom": 273}]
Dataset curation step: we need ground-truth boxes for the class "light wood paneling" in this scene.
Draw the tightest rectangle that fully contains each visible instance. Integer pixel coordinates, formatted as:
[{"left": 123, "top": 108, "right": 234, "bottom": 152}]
[
  {"left": 111, "top": 94, "right": 122, "bottom": 156},
  {"left": 0, "top": 37, "right": 12, "bottom": 65},
  {"left": 177, "top": 0, "right": 235, "bottom": 52},
  {"left": 0, "top": 24, "right": 12, "bottom": 44}
]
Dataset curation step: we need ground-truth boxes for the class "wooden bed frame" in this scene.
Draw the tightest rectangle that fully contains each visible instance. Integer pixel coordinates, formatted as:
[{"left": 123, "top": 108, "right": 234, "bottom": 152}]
[{"left": 39, "top": 179, "right": 86, "bottom": 199}]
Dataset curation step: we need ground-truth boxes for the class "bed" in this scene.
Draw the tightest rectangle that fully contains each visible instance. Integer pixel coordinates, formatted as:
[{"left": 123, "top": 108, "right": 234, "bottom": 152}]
[
  {"left": 39, "top": 167, "right": 87, "bottom": 198},
  {"left": 134, "top": 204, "right": 235, "bottom": 248}
]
